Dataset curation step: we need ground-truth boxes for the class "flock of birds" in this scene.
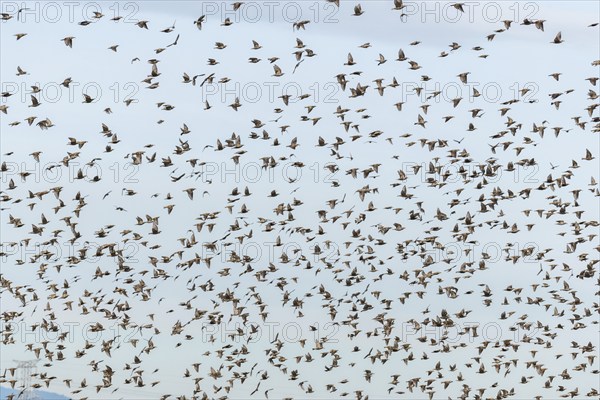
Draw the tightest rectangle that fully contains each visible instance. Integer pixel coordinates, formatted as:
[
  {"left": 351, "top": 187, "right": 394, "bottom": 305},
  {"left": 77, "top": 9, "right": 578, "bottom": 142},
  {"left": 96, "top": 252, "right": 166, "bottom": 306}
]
[{"left": 0, "top": 1, "right": 599, "bottom": 399}]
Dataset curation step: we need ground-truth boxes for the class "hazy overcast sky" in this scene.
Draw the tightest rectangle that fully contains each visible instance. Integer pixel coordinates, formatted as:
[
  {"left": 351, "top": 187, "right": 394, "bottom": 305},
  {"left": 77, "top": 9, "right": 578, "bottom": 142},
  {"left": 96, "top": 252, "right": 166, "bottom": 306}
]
[{"left": 1, "top": 1, "right": 599, "bottom": 399}]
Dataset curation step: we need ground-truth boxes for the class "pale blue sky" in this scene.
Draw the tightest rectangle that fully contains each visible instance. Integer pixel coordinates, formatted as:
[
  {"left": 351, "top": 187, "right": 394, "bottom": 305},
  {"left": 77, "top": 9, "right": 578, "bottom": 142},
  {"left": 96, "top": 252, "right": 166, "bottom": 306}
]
[{"left": 1, "top": 1, "right": 599, "bottom": 399}]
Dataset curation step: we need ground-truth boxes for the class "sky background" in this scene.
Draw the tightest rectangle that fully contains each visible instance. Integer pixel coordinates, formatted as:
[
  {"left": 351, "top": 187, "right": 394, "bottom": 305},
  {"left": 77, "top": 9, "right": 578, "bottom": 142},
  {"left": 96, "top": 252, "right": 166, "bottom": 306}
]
[{"left": 0, "top": 1, "right": 599, "bottom": 399}]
